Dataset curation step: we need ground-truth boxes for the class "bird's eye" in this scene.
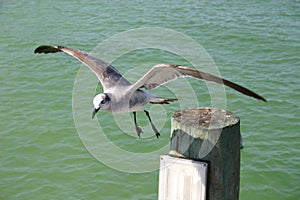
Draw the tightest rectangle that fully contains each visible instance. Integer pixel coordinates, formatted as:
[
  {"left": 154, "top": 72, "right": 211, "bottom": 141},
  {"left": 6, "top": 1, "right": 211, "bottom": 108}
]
[{"left": 100, "top": 100, "right": 105, "bottom": 104}]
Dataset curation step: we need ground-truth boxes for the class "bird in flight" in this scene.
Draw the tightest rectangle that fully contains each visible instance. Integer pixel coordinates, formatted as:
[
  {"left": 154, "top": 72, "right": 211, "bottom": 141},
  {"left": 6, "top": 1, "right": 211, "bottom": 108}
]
[{"left": 34, "top": 45, "right": 266, "bottom": 138}]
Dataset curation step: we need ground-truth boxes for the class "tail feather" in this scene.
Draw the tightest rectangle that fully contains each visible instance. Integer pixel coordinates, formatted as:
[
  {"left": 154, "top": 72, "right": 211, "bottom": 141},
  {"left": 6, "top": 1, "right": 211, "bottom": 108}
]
[{"left": 150, "top": 97, "right": 178, "bottom": 104}]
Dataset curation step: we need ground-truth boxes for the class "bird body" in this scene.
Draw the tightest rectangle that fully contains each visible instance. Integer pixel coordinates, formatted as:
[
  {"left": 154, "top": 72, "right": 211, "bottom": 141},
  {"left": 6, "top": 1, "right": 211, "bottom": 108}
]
[
  {"left": 34, "top": 45, "right": 266, "bottom": 138},
  {"left": 96, "top": 90, "right": 149, "bottom": 113}
]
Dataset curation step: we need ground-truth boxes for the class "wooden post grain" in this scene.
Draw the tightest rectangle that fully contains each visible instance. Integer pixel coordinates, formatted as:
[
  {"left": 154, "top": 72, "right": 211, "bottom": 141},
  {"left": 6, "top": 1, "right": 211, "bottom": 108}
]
[{"left": 169, "top": 107, "right": 241, "bottom": 200}]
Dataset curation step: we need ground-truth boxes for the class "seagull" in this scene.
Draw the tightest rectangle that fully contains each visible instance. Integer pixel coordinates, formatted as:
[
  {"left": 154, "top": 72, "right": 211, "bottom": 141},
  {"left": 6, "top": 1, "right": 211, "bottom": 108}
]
[{"left": 34, "top": 45, "right": 267, "bottom": 138}]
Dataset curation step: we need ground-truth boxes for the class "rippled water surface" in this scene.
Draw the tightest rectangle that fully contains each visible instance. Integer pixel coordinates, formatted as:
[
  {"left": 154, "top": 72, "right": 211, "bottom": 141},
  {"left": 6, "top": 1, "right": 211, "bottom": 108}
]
[{"left": 1, "top": 0, "right": 299, "bottom": 199}]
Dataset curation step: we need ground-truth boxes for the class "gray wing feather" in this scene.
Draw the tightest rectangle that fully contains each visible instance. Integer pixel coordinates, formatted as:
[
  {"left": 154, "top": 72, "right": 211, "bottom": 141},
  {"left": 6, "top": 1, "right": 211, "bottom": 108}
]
[
  {"left": 129, "top": 64, "right": 267, "bottom": 102},
  {"left": 34, "top": 45, "right": 131, "bottom": 90}
]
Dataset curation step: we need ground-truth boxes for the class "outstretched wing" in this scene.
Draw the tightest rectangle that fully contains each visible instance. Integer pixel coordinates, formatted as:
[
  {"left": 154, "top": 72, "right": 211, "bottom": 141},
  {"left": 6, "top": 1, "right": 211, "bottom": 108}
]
[
  {"left": 129, "top": 64, "right": 267, "bottom": 102},
  {"left": 34, "top": 45, "right": 131, "bottom": 90}
]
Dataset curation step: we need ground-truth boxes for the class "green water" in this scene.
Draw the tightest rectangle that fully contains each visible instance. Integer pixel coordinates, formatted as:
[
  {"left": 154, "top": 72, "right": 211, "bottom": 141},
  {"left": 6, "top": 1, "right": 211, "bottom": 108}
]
[{"left": 1, "top": 0, "right": 299, "bottom": 199}]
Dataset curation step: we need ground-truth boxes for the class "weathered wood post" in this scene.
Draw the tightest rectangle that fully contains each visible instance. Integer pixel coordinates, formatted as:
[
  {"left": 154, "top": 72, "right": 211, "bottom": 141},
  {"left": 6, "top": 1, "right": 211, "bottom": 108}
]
[{"left": 169, "top": 107, "right": 241, "bottom": 200}]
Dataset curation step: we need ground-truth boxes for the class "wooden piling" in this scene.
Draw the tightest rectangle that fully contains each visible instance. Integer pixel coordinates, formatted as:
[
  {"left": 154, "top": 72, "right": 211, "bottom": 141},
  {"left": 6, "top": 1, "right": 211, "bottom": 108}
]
[{"left": 169, "top": 107, "right": 241, "bottom": 200}]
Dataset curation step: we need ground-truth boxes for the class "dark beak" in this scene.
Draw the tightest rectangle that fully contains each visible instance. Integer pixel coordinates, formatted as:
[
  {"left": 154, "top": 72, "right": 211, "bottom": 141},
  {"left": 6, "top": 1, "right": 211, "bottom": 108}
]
[{"left": 92, "top": 107, "right": 100, "bottom": 119}]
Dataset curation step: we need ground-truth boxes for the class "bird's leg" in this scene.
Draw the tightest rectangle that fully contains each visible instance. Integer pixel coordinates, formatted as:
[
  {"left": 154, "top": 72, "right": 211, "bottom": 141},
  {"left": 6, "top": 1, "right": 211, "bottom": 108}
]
[
  {"left": 133, "top": 111, "right": 143, "bottom": 138},
  {"left": 144, "top": 110, "right": 160, "bottom": 138}
]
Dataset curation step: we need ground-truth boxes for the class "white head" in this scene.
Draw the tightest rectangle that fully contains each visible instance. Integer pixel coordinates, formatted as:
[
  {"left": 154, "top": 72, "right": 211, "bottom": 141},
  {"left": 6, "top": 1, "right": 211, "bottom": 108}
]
[{"left": 92, "top": 93, "right": 110, "bottom": 119}]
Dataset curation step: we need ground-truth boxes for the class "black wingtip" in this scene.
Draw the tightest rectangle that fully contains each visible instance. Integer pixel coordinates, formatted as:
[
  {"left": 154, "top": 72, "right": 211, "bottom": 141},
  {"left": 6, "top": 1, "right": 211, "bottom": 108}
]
[
  {"left": 261, "top": 97, "right": 267, "bottom": 103},
  {"left": 221, "top": 78, "right": 267, "bottom": 103},
  {"left": 34, "top": 45, "right": 63, "bottom": 54},
  {"left": 252, "top": 93, "right": 267, "bottom": 102}
]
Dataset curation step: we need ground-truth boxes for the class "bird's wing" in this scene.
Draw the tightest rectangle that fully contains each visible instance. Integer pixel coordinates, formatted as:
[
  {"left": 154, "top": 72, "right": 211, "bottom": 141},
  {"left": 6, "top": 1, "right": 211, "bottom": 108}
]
[
  {"left": 128, "top": 64, "right": 267, "bottom": 102},
  {"left": 34, "top": 45, "right": 131, "bottom": 90}
]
